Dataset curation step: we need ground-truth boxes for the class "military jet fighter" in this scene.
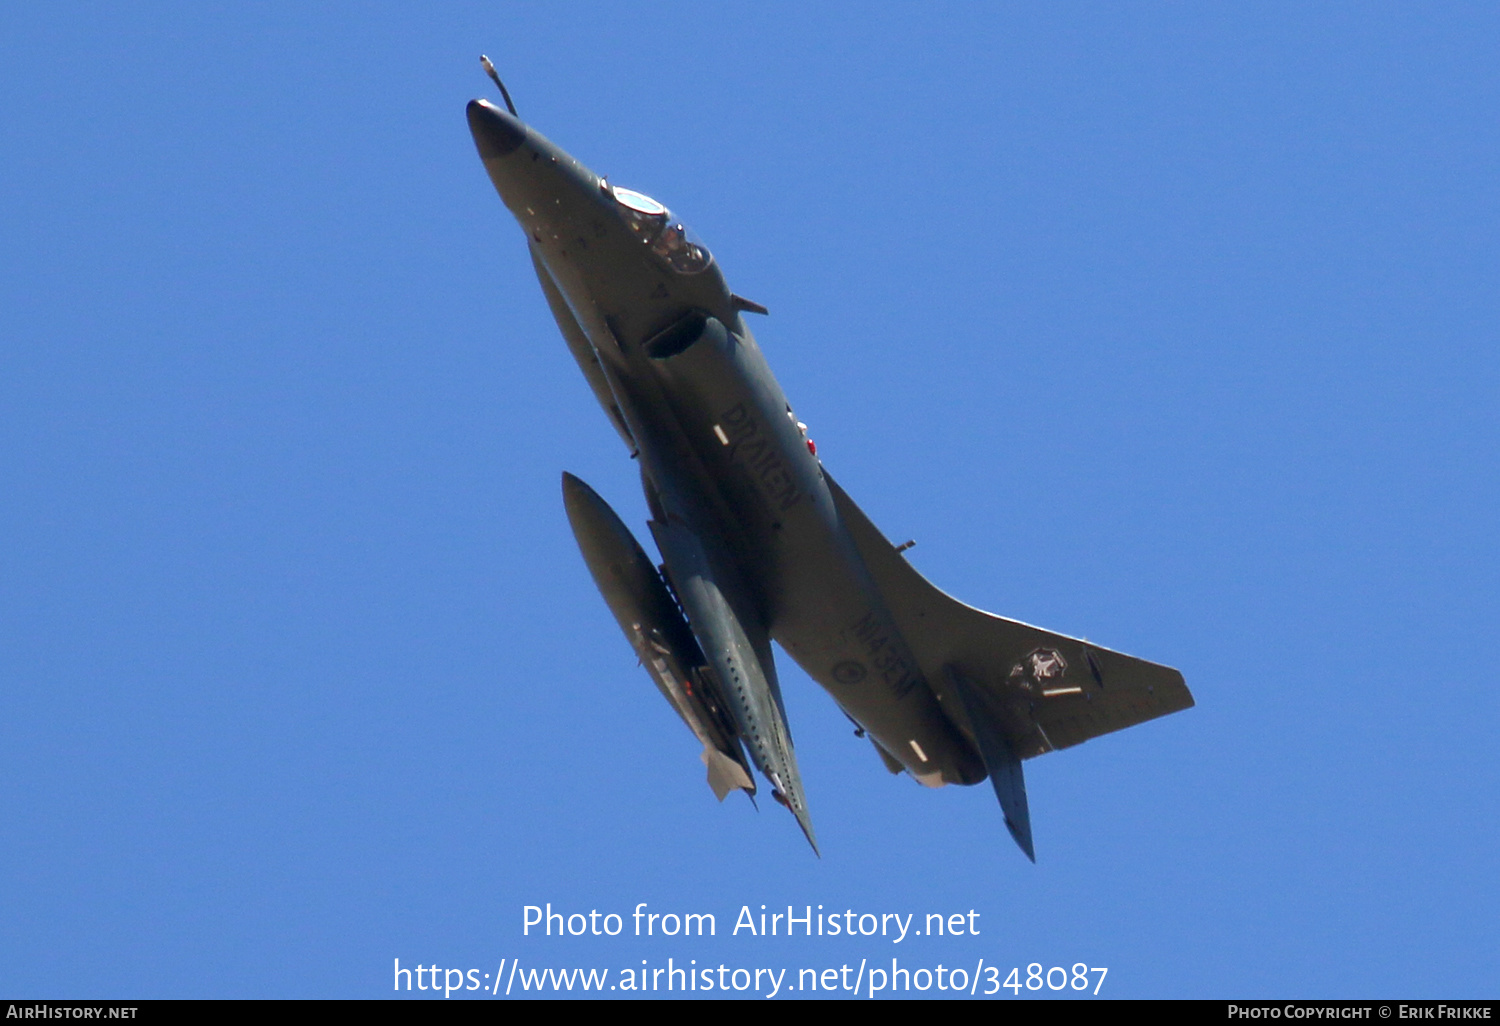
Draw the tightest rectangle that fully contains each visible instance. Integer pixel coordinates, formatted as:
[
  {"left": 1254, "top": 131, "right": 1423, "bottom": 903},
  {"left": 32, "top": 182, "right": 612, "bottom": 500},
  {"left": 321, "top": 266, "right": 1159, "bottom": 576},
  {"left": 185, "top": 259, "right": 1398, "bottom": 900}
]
[{"left": 465, "top": 67, "right": 1193, "bottom": 860}]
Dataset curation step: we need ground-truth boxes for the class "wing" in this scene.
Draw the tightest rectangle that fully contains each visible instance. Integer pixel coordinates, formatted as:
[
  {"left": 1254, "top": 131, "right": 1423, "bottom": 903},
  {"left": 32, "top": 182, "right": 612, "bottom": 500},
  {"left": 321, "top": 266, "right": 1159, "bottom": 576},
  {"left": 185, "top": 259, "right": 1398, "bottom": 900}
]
[
  {"left": 593, "top": 353, "right": 818, "bottom": 852},
  {"left": 824, "top": 472, "right": 1193, "bottom": 760}
]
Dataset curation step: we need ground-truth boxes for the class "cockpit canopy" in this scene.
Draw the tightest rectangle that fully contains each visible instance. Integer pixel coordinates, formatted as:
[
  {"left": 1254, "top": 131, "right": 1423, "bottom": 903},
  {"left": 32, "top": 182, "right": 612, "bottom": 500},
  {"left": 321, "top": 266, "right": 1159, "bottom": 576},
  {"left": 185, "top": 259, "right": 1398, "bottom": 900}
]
[{"left": 610, "top": 186, "right": 713, "bottom": 275}]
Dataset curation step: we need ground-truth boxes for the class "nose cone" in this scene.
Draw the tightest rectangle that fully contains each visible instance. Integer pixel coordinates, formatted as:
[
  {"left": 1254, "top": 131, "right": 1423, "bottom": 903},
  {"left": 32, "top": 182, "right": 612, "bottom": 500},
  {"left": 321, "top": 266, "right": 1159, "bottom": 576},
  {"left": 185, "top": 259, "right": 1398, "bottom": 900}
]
[
  {"left": 466, "top": 99, "right": 605, "bottom": 238},
  {"left": 466, "top": 99, "right": 526, "bottom": 160}
]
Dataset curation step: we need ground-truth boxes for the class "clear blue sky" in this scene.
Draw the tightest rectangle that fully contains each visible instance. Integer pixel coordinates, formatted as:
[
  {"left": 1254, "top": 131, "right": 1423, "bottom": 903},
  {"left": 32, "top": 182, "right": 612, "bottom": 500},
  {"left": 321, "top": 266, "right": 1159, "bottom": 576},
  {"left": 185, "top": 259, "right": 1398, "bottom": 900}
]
[{"left": 2, "top": 3, "right": 1496, "bottom": 999}]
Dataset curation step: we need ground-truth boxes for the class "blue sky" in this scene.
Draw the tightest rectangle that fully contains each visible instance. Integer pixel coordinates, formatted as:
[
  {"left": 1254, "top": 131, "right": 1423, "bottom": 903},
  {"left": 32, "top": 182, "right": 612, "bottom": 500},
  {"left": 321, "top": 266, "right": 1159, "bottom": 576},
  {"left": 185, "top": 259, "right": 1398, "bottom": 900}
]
[{"left": 2, "top": 3, "right": 1496, "bottom": 999}]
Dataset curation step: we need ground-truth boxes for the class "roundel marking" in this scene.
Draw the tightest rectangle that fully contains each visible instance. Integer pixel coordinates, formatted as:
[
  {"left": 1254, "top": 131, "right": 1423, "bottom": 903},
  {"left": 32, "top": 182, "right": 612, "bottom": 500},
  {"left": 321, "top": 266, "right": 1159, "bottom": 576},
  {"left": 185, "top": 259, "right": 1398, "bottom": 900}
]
[{"left": 832, "top": 660, "right": 868, "bottom": 685}]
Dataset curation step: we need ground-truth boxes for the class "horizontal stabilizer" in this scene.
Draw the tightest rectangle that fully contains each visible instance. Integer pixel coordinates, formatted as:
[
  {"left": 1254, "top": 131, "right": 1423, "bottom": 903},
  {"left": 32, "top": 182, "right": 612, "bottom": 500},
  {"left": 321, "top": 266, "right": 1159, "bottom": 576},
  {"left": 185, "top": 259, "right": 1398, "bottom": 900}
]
[{"left": 702, "top": 747, "right": 755, "bottom": 801}]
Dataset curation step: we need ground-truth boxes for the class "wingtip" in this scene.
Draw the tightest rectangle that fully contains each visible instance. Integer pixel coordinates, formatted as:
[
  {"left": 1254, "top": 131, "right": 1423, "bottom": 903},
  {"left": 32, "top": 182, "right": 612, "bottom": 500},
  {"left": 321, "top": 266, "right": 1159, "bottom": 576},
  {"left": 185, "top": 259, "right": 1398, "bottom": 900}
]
[
  {"left": 798, "top": 817, "right": 821, "bottom": 858},
  {"left": 1005, "top": 816, "right": 1036, "bottom": 863},
  {"left": 785, "top": 800, "right": 819, "bottom": 856}
]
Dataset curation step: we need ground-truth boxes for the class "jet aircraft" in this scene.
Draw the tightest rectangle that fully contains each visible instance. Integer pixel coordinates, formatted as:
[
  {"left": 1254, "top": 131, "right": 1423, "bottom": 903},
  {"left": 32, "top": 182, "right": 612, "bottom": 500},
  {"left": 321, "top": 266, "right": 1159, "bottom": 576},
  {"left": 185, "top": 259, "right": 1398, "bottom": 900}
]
[{"left": 465, "top": 68, "right": 1193, "bottom": 860}]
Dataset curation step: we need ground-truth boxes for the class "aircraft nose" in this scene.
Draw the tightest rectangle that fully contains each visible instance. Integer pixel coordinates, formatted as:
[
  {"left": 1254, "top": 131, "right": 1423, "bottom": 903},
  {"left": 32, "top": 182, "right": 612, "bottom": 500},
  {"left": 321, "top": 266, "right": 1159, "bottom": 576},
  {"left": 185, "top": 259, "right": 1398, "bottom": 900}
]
[{"left": 466, "top": 99, "right": 526, "bottom": 160}]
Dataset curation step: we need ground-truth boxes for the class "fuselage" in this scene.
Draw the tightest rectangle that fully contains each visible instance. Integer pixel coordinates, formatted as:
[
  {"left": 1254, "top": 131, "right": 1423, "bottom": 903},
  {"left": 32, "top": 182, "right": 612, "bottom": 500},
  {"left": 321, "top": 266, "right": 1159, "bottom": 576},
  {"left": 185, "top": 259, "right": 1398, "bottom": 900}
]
[{"left": 468, "top": 99, "right": 982, "bottom": 789}]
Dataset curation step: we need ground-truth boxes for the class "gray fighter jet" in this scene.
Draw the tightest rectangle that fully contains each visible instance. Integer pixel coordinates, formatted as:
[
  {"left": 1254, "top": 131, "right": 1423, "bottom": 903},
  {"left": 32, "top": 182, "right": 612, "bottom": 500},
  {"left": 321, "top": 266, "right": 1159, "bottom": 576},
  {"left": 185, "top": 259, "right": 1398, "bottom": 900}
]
[{"left": 465, "top": 72, "right": 1192, "bottom": 860}]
